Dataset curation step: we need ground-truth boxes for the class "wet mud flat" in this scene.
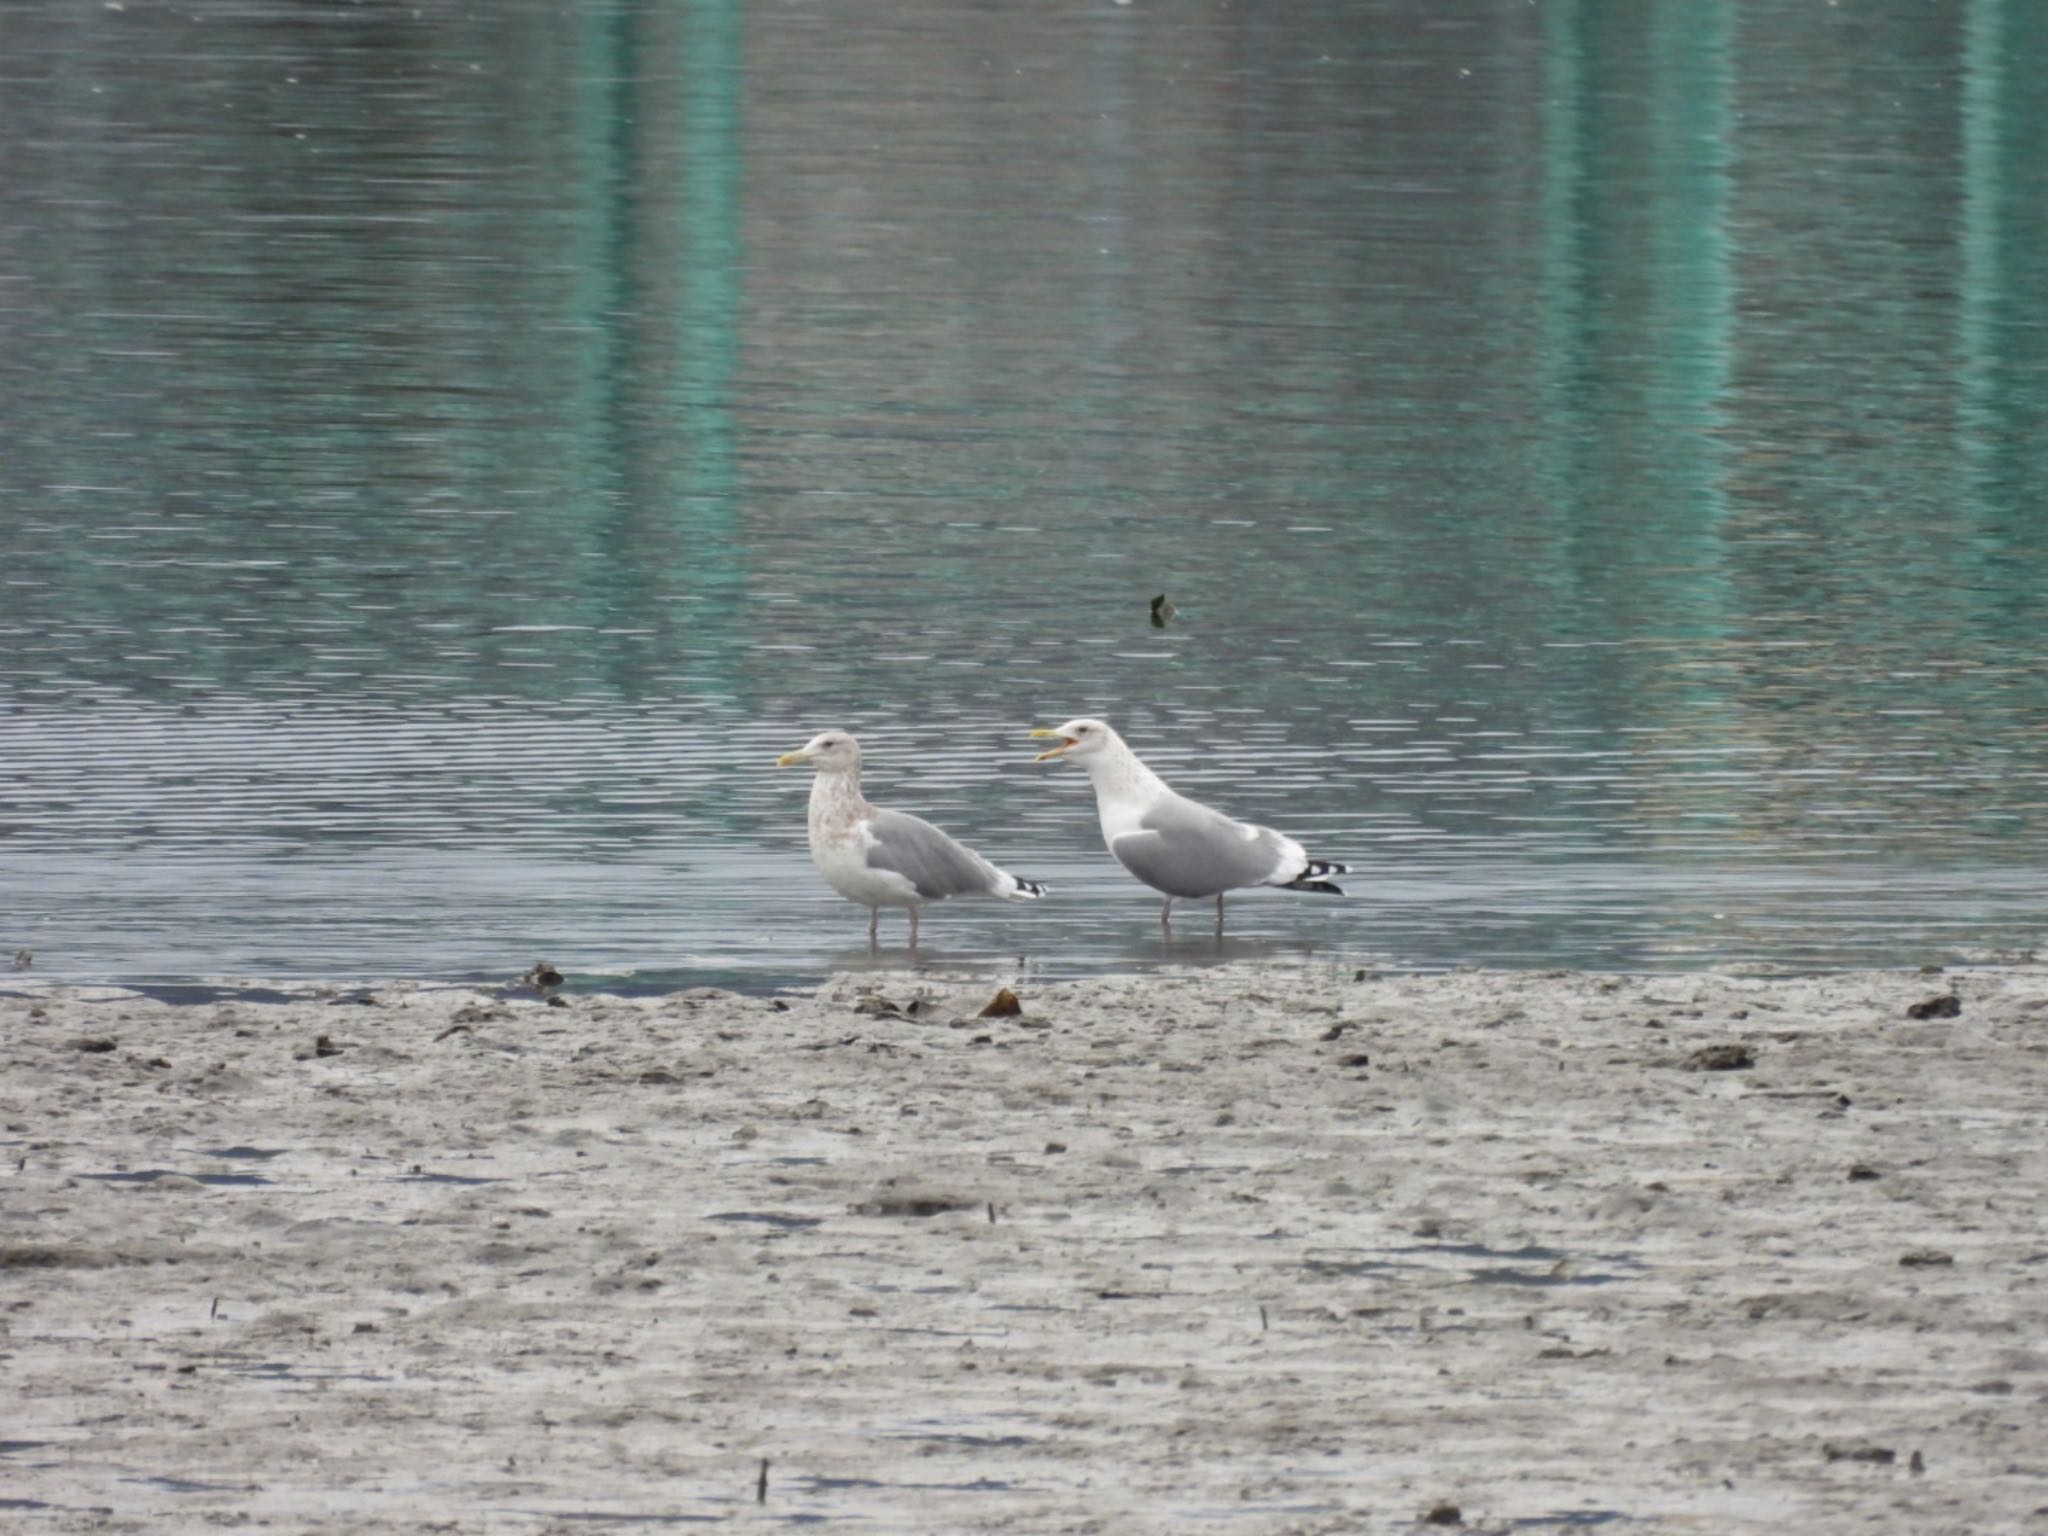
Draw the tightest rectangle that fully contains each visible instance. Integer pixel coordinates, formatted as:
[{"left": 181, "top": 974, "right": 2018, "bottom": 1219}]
[{"left": 3, "top": 963, "right": 2045, "bottom": 1533}]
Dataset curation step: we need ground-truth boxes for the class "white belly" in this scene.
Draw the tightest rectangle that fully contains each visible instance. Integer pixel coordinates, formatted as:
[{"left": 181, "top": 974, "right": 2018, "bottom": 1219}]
[{"left": 812, "top": 825, "right": 921, "bottom": 909}]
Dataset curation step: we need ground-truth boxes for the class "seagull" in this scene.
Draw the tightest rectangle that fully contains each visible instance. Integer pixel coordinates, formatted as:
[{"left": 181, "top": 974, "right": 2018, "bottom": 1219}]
[
  {"left": 777, "top": 730, "right": 1048, "bottom": 948},
  {"left": 1030, "top": 717, "right": 1347, "bottom": 933}
]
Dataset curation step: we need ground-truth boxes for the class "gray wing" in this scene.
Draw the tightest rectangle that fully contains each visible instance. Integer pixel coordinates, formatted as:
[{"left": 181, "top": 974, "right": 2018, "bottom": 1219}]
[
  {"left": 1109, "top": 796, "right": 1299, "bottom": 899},
  {"left": 864, "top": 808, "right": 1008, "bottom": 901}
]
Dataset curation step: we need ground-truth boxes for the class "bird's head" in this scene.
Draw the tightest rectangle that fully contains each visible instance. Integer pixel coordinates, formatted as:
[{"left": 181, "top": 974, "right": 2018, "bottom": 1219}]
[
  {"left": 1030, "top": 718, "right": 1115, "bottom": 763},
  {"left": 777, "top": 730, "right": 862, "bottom": 771}
]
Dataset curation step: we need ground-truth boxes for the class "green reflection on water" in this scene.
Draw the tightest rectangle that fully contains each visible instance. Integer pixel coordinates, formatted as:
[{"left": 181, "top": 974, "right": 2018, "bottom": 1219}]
[
  {"left": 1534, "top": 0, "right": 1739, "bottom": 850},
  {"left": 569, "top": 0, "right": 744, "bottom": 694},
  {"left": 1961, "top": 0, "right": 2048, "bottom": 554}
]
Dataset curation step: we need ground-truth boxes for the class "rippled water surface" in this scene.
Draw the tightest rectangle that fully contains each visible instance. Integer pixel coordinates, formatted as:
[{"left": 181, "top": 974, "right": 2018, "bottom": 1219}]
[{"left": 4, "top": 1, "right": 2046, "bottom": 988}]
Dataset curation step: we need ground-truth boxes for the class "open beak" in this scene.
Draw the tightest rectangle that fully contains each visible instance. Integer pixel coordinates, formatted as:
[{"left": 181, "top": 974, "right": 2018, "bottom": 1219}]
[
  {"left": 776, "top": 749, "right": 809, "bottom": 768},
  {"left": 1030, "top": 727, "right": 1074, "bottom": 763}
]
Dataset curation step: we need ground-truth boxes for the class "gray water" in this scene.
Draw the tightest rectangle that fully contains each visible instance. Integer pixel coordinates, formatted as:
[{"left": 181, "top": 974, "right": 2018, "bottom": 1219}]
[{"left": 4, "top": 1, "right": 2046, "bottom": 989}]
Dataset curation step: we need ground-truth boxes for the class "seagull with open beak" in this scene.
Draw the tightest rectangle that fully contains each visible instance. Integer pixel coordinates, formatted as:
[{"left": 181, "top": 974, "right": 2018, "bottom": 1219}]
[{"left": 1030, "top": 717, "right": 1346, "bottom": 933}]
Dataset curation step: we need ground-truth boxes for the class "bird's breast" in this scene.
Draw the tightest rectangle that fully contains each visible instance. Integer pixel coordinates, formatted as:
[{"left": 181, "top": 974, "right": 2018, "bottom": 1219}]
[{"left": 1094, "top": 792, "right": 1157, "bottom": 846}]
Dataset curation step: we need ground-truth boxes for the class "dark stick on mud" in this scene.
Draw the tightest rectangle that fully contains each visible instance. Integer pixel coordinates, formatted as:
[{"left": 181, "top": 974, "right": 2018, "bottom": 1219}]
[{"left": 757, "top": 1457, "right": 769, "bottom": 1504}]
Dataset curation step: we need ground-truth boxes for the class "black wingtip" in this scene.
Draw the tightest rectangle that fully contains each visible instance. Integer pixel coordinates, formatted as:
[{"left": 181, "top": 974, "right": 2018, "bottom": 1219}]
[
  {"left": 1285, "top": 879, "right": 1345, "bottom": 897},
  {"left": 1014, "top": 878, "right": 1050, "bottom": 899}
]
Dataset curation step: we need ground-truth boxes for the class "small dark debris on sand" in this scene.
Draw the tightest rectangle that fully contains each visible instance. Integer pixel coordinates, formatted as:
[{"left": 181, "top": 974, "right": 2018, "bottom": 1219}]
[
  {"left": 1683, "top": 1043, "right": 1755, "bottom": 1071},
  {"left": 853, "top": 1193, "right": 979, "bottom": 1219},
  {"left": 1899, "top": 1248, "right": 1956, "bottom": 1268}
]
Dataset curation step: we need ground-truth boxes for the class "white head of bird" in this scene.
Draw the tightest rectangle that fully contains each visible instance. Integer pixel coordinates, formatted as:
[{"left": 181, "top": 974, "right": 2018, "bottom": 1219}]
[
  {"left": 1030, "top": 718, "right": 1118, "bottom": 763},
  {"left": 777, "top": 731, "right": 862, "bottom": 772}
]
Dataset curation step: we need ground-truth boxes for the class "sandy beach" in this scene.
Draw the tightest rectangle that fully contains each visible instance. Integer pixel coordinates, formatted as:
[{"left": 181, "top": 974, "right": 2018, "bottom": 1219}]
[{"left": 4, "top": 961, "right": 2045, "bottom": 1533}]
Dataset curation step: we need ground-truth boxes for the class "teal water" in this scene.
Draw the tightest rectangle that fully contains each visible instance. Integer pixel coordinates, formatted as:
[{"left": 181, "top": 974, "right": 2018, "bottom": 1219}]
[{"left": 3, "top": 0, "right": 2046, "bottom": 987}]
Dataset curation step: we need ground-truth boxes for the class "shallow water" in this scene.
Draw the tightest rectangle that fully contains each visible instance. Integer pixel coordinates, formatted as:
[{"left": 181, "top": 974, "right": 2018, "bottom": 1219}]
[{"left": 4, "top": 1, "right": 2046, "bottom": 987}]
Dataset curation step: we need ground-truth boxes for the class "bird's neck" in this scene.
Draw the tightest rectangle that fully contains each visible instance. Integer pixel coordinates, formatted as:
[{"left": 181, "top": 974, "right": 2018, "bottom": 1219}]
[
  {"left": 1082, "top": 742, "right": 1170, "bottom": 805},
  {"left": 807, "top": 767, "right": 871, "bottom": 839}
]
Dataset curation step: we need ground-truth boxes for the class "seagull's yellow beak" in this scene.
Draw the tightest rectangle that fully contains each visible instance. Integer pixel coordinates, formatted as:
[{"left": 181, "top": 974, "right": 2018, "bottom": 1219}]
[
  {"left": 776, "top": 748, "right": 809, "bottom": 768},
  {"left": 1030, "top": 727, "right": 1074, "bottom": 763}
]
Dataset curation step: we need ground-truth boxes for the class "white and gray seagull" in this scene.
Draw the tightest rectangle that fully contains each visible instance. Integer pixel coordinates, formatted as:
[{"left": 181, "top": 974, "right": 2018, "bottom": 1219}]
[
  {"left": 1030, "top": 717, "right": 1347, "bottom": 933},
  {"left": 777, "top": 730, "right": 1048, "bottom": 948}
]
